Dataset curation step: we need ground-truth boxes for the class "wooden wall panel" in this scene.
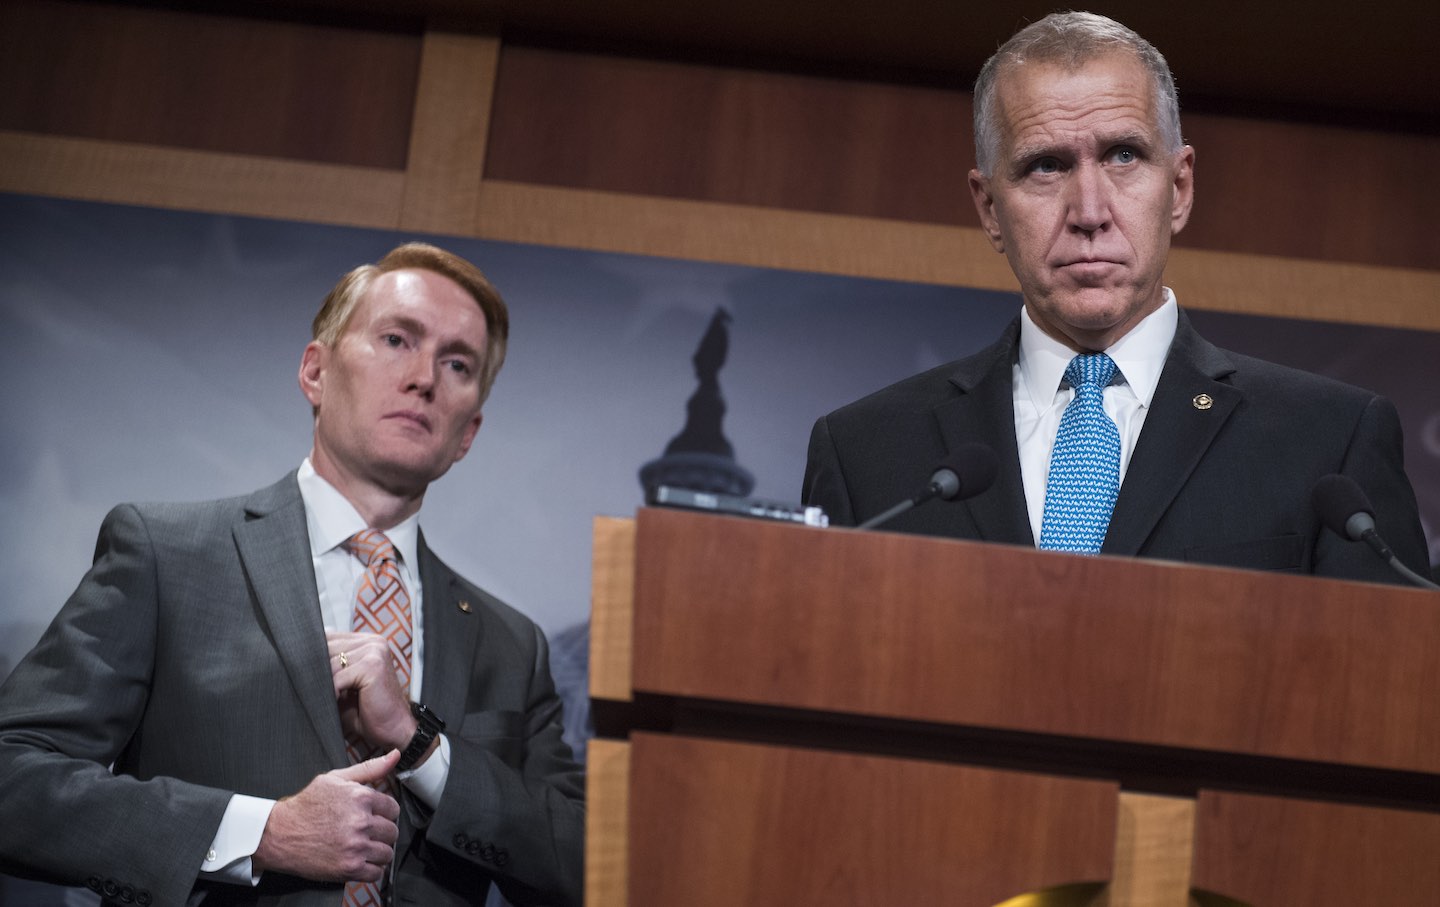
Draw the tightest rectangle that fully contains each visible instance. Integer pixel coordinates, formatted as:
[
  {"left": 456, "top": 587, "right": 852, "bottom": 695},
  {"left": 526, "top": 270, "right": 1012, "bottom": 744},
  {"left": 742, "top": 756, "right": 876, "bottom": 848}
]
[
  {"left": 1181, "top": 115, "right": 1440, "bottom": 271},
  {"left": 0, "top": 0, "right": 421, "bottom": 169},
  {"left": 1, "top": 1, "right": 1434, "bottom": 333},
  {"left": 486, "top": 44, "right": 1440, "bottom": 273},
  {"left": 486, "top": 45, "right": 973, "bottom": 225}
]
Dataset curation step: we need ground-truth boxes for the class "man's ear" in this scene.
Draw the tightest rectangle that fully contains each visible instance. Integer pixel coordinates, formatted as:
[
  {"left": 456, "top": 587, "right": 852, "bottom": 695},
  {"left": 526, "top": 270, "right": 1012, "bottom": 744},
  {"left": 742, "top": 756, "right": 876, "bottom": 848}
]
[
  {"left": 451, "top": 412, "right": 484, "bottom": 465},
  {"left": 968, "top": 169, "right": 1007, "bottom": 253},
  {"left": 1170, "top": 145, "right": 1196, "bottom": 234},
  {"left": 298, "top": 341, "right": 326, "bottom": 408}
]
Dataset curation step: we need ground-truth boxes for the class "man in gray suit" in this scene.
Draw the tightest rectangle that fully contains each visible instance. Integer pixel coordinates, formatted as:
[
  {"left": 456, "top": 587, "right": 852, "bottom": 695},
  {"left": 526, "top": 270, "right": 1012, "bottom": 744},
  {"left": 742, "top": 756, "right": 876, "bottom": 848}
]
[
  {"left": 803, "top": 12, "right": 1429, "bottom": 580},
  {"left": 0, "top": 243, "right": 583, "bottom": 905}
]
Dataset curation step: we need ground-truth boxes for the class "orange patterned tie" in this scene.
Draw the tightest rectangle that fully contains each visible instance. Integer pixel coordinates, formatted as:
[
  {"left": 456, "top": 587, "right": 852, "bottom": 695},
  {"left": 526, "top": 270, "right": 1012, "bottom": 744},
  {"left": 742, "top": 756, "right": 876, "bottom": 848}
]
[{"left": 342, "top": 529, "right": 412, "bottom": 907}]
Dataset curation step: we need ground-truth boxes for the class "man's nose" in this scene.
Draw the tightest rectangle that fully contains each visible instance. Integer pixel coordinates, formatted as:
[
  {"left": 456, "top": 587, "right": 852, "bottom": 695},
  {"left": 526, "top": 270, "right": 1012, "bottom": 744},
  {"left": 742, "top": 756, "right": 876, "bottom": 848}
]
[
  {"left": 404, "top": 357, "right": 437, "bottom": 398},
  {"left": 1066, "top": 163, "right": 1111, "bottom": 234}
]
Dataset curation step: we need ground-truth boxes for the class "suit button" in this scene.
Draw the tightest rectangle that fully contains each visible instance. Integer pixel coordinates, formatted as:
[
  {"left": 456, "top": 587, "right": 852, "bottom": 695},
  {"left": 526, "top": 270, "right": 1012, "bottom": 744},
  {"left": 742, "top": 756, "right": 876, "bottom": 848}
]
[
  {"left": 480, "top": 844, "right": 497, "bottom": 862},
  {"left": 120, "top": 885, "right": 136, "bottom": 903},
  {"left": 86, "top": 877, "right": 103, "bottom": 892},
  {"left": 103, "top": 879, "right": 119, "bottom": 897},
  {"left": 453, "top": 833, "right": 468, "bottom": 848},
  {"left": 466, "top": 840, "right": 481, "bottom": 856},
  {"left": 137, "top": 893, "right": 153, "bottom": 907},
  {"left": 496, "top": 850, "right": 511, "bottom": 868}
]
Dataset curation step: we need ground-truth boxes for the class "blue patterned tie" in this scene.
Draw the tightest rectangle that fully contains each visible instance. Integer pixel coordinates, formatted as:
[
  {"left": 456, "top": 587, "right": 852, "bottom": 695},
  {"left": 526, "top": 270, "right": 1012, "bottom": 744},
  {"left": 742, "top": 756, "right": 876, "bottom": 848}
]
[{"left": 1039, "top": 353, "right": 1120, "bottom": 554}]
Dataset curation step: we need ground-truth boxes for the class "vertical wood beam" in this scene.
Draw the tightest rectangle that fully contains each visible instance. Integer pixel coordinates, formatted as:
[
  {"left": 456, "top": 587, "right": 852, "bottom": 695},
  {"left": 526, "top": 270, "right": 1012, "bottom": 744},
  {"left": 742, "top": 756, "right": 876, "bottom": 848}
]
[
  {"left": 1105, "top": 793, "right": 1198, "bottom": 906},
  {"left": 585, "top": 739, "right": 630, "bottom": 907},
  {"left": 400, "top": 29, "right": 498, "bottom": 233},
  {"left": 589, "top": 516, "right": 636, "bottom": 703}
]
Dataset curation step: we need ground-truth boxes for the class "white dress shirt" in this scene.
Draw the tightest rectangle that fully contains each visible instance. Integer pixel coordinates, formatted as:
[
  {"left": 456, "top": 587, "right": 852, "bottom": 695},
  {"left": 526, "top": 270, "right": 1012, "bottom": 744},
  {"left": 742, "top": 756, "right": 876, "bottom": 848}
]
[
  {"left": 1013, "top": 290, "right": 1179, "bottom": 543},
  {"left": 200, "top": 459, "right": 452, "bottom": 883}
]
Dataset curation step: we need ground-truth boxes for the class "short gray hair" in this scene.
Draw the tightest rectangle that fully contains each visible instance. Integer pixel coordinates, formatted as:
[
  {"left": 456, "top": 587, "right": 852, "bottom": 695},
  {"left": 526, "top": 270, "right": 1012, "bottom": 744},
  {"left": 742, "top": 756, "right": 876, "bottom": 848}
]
[{"left": 972, "top": 12, "right": 1182, "bottom": 175}]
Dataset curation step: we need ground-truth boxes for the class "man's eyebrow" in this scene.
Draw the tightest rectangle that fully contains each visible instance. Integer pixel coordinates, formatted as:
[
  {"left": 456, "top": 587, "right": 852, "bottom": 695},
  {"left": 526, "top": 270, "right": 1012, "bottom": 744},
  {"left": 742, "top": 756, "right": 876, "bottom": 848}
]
[
  {"left": 380, "top": 314, "right": 482, "bottom": 358},
  {"left": 438, "top": 337, "right": 482, "bottom": 359},
  {"left": 1098, "top": 129, "right": 1155, "bottom": 150},
  {"left": 379, "top": 314, "right": 425, "bottom": 335},
  {"left": 1008, "top": 129, "right": 1156, "bottom": 164},
  {"left": 1009, "top": 140, "right": 1060, "bottom": 162}
]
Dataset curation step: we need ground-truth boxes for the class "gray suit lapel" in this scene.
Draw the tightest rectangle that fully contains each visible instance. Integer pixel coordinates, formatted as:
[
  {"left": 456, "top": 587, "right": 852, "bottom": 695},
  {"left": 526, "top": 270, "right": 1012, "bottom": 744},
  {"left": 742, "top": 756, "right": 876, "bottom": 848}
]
[
  {"left": 418, "top": 536, "right": 481, "bottom": 724},
  {"left": 234, "top": 474, "right": 348, "bottom": 768},
  {"left": 1104, "top": 312, "right": 1242, "bottom": 556},
  {"left": 935, "top": 320, "right": 1035, "bottom": 546}
]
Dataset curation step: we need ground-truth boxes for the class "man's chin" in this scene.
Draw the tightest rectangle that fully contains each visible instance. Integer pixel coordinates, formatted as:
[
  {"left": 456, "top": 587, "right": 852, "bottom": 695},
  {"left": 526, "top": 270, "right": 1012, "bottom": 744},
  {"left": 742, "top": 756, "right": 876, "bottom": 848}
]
[{"left": 372, "top": 457, "right": 454, "bottom": 497}]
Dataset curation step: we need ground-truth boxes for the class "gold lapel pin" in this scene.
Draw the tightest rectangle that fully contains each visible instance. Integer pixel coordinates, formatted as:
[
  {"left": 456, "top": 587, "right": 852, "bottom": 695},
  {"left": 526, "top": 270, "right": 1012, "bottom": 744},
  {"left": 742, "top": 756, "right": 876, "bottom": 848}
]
[
  {"left": 1192, "top": 393, "right": 1214, "bottom": 410},
  {"left": 457, "top": 600, "right": 473, "bottom": 614}
]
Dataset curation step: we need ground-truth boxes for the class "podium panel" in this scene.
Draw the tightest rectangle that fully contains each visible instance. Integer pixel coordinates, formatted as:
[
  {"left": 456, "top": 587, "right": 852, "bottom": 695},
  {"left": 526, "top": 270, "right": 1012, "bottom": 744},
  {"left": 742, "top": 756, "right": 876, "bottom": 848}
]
[
  {"left": 631, "top": 508, "right": 1440, "bottom": 775},
  {"left": 629, "top": 732, "right": 1117, "bottom": 907},
  {"left": 1192, "top": 790, "right": 1440, "bottom": 905},
  {"left": 590, "top": 510, "right": 1440, "bottom": 904}
]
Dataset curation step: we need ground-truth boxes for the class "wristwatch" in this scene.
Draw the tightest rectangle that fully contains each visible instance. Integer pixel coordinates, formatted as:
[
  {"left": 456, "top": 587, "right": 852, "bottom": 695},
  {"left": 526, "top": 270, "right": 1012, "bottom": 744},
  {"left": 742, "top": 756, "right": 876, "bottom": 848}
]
[{"left": 397, "top": 701, "right": 446, "bottom": 772}]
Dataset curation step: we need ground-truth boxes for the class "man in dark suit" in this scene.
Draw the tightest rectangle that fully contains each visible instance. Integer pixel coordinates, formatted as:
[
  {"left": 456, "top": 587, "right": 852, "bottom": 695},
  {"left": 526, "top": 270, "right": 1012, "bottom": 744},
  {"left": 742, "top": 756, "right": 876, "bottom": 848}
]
[
  {"left": 803, "top": 12, "right": 1429, "bottom": 581},
  {"left": 0, "top": 243, "right": 583, "bottom": 905}
]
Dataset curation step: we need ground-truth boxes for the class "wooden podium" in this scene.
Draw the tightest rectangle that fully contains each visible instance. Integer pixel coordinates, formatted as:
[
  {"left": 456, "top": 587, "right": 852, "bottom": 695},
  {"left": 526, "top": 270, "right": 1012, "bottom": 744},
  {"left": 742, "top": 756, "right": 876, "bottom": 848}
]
[{"left": 586, "top": 507, "right": 1440, "bottom": 906}]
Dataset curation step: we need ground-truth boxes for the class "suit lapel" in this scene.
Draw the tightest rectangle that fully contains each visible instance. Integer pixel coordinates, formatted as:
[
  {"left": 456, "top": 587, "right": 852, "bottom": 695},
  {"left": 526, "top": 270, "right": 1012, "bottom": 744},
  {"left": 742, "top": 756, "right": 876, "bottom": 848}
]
[
  {"left": 934, "top": 320, "right": 1035, "bottom": 546},
  {"left": 1103, "top": 313, "right": 1242, "bottom": 556},
  {"left": 417, "top": 535, "right": 481, "bottom": 724},
  {"left": 234, "top": 474, "right": 349, "bottom": 768}
]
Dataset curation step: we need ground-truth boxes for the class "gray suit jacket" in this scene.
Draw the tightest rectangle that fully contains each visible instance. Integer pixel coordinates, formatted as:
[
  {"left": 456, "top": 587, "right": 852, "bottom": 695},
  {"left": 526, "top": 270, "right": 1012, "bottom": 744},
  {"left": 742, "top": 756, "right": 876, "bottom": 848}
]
[
  {"left": 803, "top": 311, "right": 1429, "bottom": 582},
  {"left": 0, "top": 474, "right": 583, "bottom": 907}
]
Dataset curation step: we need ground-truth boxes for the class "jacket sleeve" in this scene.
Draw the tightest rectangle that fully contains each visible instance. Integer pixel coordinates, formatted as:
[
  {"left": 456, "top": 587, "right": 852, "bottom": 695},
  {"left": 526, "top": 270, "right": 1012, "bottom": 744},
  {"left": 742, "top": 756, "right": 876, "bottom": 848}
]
[
  {"left": 420, "top": 621, "right": 585, "bottom": 907},
  {"left": 0, "top": 504, "right": 231, "bottom": 906},
  {"left": 802, "top": 414, "right": 859, "bottom": 527},
  {"left": 1315, "top": 394, "right": 1432, "bottom": 583}
]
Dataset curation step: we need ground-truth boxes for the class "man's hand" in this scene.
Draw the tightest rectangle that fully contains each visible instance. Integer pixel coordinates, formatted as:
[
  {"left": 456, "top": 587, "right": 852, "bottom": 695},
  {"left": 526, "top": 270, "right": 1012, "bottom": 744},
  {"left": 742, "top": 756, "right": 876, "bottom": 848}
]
[
  {"left": 327, "top": 631, "right": 416, "bottom": 751},
  {"left": 253, "top": 750, "right": 402, "bottom": 882}
]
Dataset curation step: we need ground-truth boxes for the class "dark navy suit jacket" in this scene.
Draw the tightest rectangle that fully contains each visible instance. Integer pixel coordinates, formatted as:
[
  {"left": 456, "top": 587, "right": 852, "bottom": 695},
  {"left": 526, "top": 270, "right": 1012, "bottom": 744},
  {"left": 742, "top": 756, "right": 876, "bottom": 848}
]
[{"left": 804, "top": 311, "right": 1429, "bottom": 582}]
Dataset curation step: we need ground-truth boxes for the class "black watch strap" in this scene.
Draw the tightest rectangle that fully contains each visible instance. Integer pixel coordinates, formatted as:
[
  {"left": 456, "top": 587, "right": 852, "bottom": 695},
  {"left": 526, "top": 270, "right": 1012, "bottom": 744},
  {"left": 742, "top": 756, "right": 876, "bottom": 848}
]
[{"left": 397, "top": 701, "right": 446, "bottom": 773}]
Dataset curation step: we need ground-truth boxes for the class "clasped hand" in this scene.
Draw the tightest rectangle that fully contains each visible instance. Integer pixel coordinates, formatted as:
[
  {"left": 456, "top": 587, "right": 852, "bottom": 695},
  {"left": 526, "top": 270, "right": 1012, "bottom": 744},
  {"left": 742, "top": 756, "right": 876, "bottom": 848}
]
[
  {"left": 252, "top": 631, "right": 417, "bottom": 883},
  {"left": 325, "top": 630, "right": 418, "bottom": 752}
]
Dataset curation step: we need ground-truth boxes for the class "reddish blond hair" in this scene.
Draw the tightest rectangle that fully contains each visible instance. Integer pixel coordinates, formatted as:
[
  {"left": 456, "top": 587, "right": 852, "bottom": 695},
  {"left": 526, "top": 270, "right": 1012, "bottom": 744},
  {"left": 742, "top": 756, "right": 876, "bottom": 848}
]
[{"left": 313, "top": 242, "right": 509, "bottom": 402}]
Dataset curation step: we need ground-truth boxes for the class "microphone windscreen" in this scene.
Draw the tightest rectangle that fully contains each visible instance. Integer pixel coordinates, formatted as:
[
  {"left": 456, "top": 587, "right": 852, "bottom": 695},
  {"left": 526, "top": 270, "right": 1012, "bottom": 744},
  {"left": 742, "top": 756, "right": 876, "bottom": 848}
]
[
  {"left": 1311, "top": 473, "right": 1373, "bottom": 539},
  {"left": 934, "top": 443, "right": 1000, "bottom": 501}
]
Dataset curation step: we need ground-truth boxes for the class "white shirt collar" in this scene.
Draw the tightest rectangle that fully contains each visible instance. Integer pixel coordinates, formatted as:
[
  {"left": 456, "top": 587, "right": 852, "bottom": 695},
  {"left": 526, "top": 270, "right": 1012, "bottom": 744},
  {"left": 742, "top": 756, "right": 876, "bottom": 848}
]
[
  {"left": 296, "top": 458, "right": 421, "bottom": 569},
  {"left": 1017, "top": 288, "right": 1178, "bottom": 408}
]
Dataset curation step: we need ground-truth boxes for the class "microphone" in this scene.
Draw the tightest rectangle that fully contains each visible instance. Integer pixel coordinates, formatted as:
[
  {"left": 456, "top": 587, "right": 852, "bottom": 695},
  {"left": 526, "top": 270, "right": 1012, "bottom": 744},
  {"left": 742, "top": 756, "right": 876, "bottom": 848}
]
[
  {"left": 857, "top": 443, "right": 1000, "bottom": 530},
  {"left": 1311, "top": 474, "right": 1438, "bottom": 590}
]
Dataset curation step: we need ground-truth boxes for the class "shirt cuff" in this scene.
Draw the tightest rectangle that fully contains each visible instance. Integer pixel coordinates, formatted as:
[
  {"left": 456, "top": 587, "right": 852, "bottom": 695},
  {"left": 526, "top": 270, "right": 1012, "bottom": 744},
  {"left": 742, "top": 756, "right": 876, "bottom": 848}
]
[
  {"left": 397, "top": 732, "right": 451, "bottom": 810},
  {"left": 199, "top": 794, "right": 275, "bottom": 885}
]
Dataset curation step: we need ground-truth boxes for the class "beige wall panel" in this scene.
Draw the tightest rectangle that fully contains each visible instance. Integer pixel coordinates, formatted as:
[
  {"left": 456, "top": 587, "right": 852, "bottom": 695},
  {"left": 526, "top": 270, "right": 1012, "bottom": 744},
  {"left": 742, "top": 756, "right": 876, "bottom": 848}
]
[
  {"left": 0, "top": 132, "right": 405, "bottom": 228},
  {"left": 1165, "top": 246, "right": 1440, "bottom": 330},
  {"left": 4, "top": 135, "right": 1434, "bottom": 332},
  {"left": 475, "top": 181, "right": 1440, "bottom": 331},
  {"left": 474, "top": 179, "right": 1017, "bottom": 287}
]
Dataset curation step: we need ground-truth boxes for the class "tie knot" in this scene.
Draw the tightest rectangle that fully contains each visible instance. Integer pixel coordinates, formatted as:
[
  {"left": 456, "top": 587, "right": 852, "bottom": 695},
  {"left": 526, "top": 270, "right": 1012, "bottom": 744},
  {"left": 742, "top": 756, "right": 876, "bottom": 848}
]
[
  {"left": 345, "top": 529, "right": 396, "bottom": 567},
  {"left": 1065, "top": 352, "right": 1117, "bottom": 391}
]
